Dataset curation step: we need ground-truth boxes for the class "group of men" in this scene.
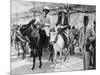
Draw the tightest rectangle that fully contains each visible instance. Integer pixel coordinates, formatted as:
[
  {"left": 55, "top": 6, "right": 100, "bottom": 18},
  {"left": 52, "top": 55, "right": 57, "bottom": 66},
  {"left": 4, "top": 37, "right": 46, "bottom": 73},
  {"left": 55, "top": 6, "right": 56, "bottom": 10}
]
[{"left": 13, "top": 6, "right": 96, "bottom": 70}]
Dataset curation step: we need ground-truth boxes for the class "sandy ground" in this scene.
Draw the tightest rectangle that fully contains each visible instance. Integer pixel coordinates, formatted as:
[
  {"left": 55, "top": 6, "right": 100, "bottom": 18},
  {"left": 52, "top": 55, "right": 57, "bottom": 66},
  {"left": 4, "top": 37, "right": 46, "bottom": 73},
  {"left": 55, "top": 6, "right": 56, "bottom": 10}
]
[{"left": 11, "top": 46, "right": 83, "bottom": 75}]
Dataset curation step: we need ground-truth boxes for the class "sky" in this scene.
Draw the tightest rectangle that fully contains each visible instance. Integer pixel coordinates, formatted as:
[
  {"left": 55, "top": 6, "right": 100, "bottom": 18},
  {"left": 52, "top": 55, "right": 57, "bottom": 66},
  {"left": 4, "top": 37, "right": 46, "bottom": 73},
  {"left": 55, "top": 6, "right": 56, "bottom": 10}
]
[
  {"left": 11, "top": 0, "right": 66, "bottom": 15},
  {"left": 11, "top": 0, "right": 33, "bottom": 14}
]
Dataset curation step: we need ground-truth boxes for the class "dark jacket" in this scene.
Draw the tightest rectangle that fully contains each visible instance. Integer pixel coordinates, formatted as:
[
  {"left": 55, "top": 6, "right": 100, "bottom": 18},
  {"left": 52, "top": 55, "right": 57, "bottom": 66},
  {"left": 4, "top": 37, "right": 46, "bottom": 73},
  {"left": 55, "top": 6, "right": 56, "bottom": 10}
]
[{"left": 56, "top": 13, "right": 69, "bottom": 26}]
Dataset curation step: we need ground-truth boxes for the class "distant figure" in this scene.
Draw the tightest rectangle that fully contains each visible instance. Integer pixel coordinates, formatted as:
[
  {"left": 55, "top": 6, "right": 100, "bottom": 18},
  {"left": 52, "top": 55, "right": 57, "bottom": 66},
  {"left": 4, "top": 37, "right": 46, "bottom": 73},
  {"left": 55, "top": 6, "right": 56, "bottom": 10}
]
[
  {"left": 15, "top": 25, "right": 27, "bottom": 59},
  {"left": 69, "top": 26, "right": 76, "bottom": 54}
]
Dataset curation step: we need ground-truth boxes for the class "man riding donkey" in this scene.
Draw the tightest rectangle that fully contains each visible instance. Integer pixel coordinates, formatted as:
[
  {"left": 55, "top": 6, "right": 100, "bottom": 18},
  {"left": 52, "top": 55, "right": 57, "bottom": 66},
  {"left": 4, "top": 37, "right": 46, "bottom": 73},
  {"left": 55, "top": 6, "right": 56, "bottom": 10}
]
[
  {"left": 34, "top": 6, "right": 53, "bottom": 56},
  {"left": 50, "top": 8, "right": 71, "bottom": 62}
]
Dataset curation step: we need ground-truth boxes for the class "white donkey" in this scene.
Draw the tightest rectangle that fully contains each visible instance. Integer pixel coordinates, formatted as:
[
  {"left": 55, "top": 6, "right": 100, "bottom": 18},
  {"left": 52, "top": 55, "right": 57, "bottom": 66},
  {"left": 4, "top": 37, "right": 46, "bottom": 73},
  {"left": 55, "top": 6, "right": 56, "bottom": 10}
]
[{"left": 49, "top": 27, "right": 70, "bottom": 64}]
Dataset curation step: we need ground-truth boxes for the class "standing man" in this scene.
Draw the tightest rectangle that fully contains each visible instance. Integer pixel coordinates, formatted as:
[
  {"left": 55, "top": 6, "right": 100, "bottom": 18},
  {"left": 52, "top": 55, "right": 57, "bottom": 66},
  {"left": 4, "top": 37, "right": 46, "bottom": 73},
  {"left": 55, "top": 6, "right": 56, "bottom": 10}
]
[
  {"left": 15, "top": 25, "right": 26, "bottom": 57},
  {"left": 80, "top": 16, "right": 95, "bottom": 70}
]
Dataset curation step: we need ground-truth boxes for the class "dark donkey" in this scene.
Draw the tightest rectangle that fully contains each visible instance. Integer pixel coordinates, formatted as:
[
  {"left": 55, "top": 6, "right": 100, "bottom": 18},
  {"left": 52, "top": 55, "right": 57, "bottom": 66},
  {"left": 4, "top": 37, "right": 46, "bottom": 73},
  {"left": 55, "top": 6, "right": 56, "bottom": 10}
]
[{"left": 21, "top": 19, "right": 46, "bottom": 70}]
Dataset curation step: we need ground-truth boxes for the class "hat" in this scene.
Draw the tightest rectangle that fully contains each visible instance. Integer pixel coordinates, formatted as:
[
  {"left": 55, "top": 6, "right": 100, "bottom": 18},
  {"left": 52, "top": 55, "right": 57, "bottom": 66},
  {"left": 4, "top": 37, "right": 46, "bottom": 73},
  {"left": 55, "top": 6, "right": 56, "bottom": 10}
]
[{"left": 43, "top": 6, "right": 50, "bottom": 12}]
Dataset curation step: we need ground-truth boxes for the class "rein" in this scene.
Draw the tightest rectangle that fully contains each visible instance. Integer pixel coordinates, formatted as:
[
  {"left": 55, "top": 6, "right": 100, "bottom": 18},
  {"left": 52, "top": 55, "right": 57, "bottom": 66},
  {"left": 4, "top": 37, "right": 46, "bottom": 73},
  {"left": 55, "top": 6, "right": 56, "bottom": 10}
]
[
  {"left": 21, "top": 26, "right": 31, "bottom": 35},
  {"left": 21, "top": 19, "right": 36, "bottom": 35}
]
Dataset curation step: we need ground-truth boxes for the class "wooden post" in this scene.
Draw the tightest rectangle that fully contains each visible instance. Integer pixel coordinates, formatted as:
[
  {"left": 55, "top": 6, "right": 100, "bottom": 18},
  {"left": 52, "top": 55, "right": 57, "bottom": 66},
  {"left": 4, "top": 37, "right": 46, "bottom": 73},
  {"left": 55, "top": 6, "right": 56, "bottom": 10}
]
[
  {"left": 33, "top": 1, "right": 35, "bottom": 19},
  {"left": 83, "top": 27, "right": 86, "bottom": 70},
  {"left": 66, "top": 4, "right": 70, "bottom": 26}
]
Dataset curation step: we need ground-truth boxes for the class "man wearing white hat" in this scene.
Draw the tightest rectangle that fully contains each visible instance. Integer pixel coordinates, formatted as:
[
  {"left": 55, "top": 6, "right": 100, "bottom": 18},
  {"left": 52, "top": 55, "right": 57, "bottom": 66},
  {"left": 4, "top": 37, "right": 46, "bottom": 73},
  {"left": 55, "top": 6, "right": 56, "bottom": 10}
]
[{"left": 34, "top": 6, "right": 53, "bottom": 47}]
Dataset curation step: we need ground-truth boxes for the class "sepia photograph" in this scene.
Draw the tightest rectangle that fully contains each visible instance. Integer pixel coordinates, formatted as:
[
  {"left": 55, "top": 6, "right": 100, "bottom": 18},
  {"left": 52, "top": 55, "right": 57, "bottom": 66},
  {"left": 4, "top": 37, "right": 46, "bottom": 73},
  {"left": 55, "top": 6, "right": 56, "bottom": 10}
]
[{"left": 10, "top": 0, "right": 96, "bottom": 74}]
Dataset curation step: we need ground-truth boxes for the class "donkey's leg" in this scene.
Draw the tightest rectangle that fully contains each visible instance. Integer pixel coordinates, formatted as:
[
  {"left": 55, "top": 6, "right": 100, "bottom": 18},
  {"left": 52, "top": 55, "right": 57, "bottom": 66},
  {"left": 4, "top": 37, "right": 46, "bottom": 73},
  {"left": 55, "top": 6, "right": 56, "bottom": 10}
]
[
  {"left": 48, "top": 44, "right": 54, "bottom": 62},
  {"left": 51, "top": 50, "right": 54, "bottom": 62},
  {"left": 24, "top": 42, "right": 29, "bottom": 55},
  {"left": 54, "top": 49, "right": 57, "bottom": 66},
  {"left": 17, "top": 47, "right": 20, "bottom": 56},
  {"left": 21, "top": 43, "right": 26, "bottom": 59},
  {"left": 38, "top": 55, "right": 42, "bottom": 68},
  {"left": 68, "top": 48, "right": 70, "bottom": 61},
  {"left": 32, "top": 55, "right": 36, "bottom": 70},
  {"left": 38, "top": 48, "right": 42, "bottom": 68},
  {"left": 15, "top": 41, "right": 18, "bottom": 51},
  {"left": 60, "top": 49, "right": 62, "bottom": 63},
  {"left": 17, "top": 42, "right": 20, "bottom": 56},
  {"left": 67, "top": 48, "right": 70, "bottom": 61},
  {"left": 14, "top": 41, "right": 16, "bottom": 50}
]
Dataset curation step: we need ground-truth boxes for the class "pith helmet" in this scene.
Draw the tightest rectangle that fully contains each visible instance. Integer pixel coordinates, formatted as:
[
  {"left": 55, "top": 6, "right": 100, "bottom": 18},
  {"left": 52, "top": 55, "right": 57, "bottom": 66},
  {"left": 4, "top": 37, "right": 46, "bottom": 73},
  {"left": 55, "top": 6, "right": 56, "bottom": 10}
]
[{"left": 43, "top": 6, "right": 50, "bottom": 12}]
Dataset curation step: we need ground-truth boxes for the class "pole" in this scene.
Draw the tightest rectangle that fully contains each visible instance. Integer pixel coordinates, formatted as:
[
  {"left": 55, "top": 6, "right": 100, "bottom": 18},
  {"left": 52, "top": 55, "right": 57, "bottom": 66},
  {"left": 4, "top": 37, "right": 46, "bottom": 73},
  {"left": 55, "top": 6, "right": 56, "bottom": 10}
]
[
  {"left": 83, "top": 29, "right": 86, "bottom": 70},
  {"left": 83, "top": 25, "right": 90, "bottom": 70},
  {"left": 33, "top": 1, "right": 35, "bottom": 19},
  {"left": 65, "top": 4, "right": 70, "bottom": 26},
  {"left": 67, "top": 4, "right": 69, "bottom": 26},
  {"left": 16, "top": 3, "right": 17, "bottom": 25}
]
